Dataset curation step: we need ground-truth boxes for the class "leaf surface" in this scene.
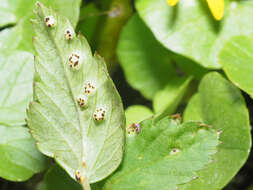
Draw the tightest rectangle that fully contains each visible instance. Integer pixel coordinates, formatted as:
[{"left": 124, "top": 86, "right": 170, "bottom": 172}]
[
  {"left": 102, "top": 116, "right": 219, "bottom": 190},
  {"left": 135, "top": 0, "right": 253, "bottom": 68},
  {"left": 125, "top": 105, "right": 153, "bottom": 126},
  {"left": 27, "top": 3, "right": 125, "bottom": 186},
  {"left": 219, "top": 34, "right": 253, "bottom": 98},
  {"left": 0, "top": 125, "right": 48, "bottom": 181},
  {"left": 117, "top": 14, "right": 178, "bottom": 100},
  {"left": 182, "top": 72, "right": 251, "bottom": 189}
]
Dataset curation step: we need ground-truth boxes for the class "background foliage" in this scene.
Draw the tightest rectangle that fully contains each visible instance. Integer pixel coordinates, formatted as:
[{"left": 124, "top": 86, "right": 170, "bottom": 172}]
[{"left": 0, "top": 0, "right": 253, "bottom": 190}]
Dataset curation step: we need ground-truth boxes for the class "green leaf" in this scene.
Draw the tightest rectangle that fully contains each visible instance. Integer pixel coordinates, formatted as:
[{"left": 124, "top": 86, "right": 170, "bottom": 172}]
[
  {"left": 102, "top": 116, "right": 219, "bottom": 190},
  {"left": 77, "top": 3, "right": 100, "bottom": 47},
  {"left": 219, "top": 34, "right": 253, "bottom": 98},
  {"left": 125, "top": 105, "right": 153, "bottom": 127},
  {"left": 153, "top": 77, "right": 192, "bottom": 115},
  {"left": 117, "top": 14, "right": 177, "bottom": 100},
  {"left": 0, "top": 51, "right": 33, "bottom": 126},
  {"left": 182, "top": 72, "right": 251, "bottom": 190},
  {"left": 135, "top": 0, "right": 253, "bottom": 68},
  {"left": 0, "top": 125, "right": 48, "bottom": 181},
  {"left": 26, "top": 3, "right": 125, "bottom": 187},
  {"left": 41, "top": 165, "right": 82, "bottom": 190},
  {"left": 0, "top": 0, "right": 82, "bottom": 126}
]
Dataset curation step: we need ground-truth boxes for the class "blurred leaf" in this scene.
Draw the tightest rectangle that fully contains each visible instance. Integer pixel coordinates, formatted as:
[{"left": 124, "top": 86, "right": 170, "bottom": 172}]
[
  {"left": 102, "top": 116, "right": 219, "bottom": 190},
  {"left": 135, "top": 0, "right": 253, "bottom": 68},
  {"left": 41, "top": 165, "right": 82, "bottom": 190},
  {"left": 0, "top": 51, "right": 33, "bottom": 126},
  {"left": 183, "top": 94, "right": 202, "bottom": 122},
  {"left": 0, "top": 0, "right": 17, "bottom": 28},
  {"left": 153, "top": 77, "right": 192, "bottom": 115},
  {"left": 0, "top": 125, "right": 48, "bottom": 181},
  {"left": 182, "top": 72, "right": 251, "bottom": 190},
  {"left": 219, "top": 34, "right": 253, "bottom": 98},
  {"left": 117, "top": 14, "right": 178, "bottom": 100},
  {"left": 27, "top": 3, "right": 125, "bottom": 187},
  {"left": 125, "top": 105, "right": 153, "bottom": 126},
  {"left": 0, "top": 0, "right": 82, "bottom": 126},
  {"left": 77, "top": 3, "right": 100, "bottom": 47}
]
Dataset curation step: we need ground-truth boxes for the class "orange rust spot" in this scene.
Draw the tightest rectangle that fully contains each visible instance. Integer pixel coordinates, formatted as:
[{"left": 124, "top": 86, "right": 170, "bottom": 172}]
[{"left": 82, "top": 161, "right": 87, "bottom": 168}]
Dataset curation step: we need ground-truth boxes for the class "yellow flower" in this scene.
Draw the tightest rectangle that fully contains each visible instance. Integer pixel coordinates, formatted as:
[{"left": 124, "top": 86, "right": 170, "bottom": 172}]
[{"left": 166, "top": 0, "right": 224, "bottom": 21}]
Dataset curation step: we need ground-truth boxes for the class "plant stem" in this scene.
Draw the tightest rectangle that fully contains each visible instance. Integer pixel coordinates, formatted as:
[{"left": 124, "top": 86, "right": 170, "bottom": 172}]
[
  {"left": 82, "top": 180, "right": 91, "bottom": 190},
  {"left": 94, "top": 0, "right": 133, "bottom": 73}
]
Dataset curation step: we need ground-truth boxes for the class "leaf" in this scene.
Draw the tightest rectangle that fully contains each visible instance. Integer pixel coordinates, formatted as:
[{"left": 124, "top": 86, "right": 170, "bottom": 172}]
[
  {"left": 219, "top": 34, "right": 253, "bottom": 98},
  {"left": 206, "top": 0, "right": 224, "bottom": 21},
  {"left": 101, "top": 116, "right": 219, "bottom": 190},
  {"left": 182, "top": 72, "right": 251, "bottom": 190},
  {"left": 26, "top": 3, "right": 125, "bottom": 187},
  {"left": 0, "top": 51, "right": 33, "bottom": 126},
  {"left": 117, "top": 14, "right": 178, "bottom": 100},
  {"left": 0, "top": 0, "right": 82, "bottom": 126},
  {"left": 41, "top": 165, "right": 82, "bottom": 190},
  {"left": 153, "top": 77, "right": 192, "bottom": 115},
  {"left": 0, "top": 125, "right": 48, "bottom": 181},
  {"left": 135, "top": 0, "right": 253, "bottom": 68},
  {"left": 167, "top": 0, "right": 179, "bottom": 6},
  {"left": 125, "top": 105, "right": 153, "bottom": 126}
]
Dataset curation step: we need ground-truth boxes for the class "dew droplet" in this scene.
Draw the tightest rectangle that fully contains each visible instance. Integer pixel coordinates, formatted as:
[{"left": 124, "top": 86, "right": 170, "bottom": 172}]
[{"left": 44, "top": 16, "right": 56, "bottom": 27}]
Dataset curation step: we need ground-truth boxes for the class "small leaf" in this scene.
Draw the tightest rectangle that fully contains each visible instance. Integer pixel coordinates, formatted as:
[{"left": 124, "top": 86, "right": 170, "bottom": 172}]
[
  {"left": 206, "top": 0, "right": 224, "bottom": 21},
  {"left": 0, "top": 125, "right": 48, "bottom": 181},
  {"left": 153, "top": 77, "right": 192, "bottom": 115},
  {"left": 125, "top": 105, "right": 153, "bottom": 126},
  {"left": 27, "top": 2, "right": 125, "bottom": 187},
  {"left": 182, "top": 72, "right": 251, "bottom": 190},
  {"left": 167, "top": 0, "right": 179, "bottom": 6},
  {"left": 219, "top": 34, "right": 253, "bottom": 98},
  {"left": 102, "top": 116, "right": 219, "bottom": 190},
  {"left": 117, "top": 14, "right": 178, "bottom": 100}
]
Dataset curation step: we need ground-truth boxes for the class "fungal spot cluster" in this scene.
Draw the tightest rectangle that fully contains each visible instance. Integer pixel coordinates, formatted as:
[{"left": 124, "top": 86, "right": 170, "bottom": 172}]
[
  {"left": 126, "top": 123, "right": 141, "bottom": 135},
  {"left": 170, "top": 148, "right": 180, "bottom": 155},
  {"left": 75, "top": 170, "right": 82, "bottom": 182},
  {"left": 44, "top": 16, "right": 56, "bottom": 27},
  {"left": 93, "top": 108, "right": 106, "bottom": 121},
  {"left": 69, "top": 52, "right": 81, "bottom": 68},
  {"left": 65, "top": 27, "right": 74, "bottom": 40},
  {"left": 84, "top": 82, "right": 96, "bottom": 95},
  {"left": 77, "top": 95, "right": 87, "bottom": 108}
]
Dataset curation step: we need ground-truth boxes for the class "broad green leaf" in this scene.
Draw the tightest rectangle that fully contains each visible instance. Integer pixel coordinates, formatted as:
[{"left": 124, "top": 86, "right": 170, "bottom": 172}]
[
  {"left": 219, "top": 34, "right": 253, "bottom": 98},
  {"left": 0, "top": 51, "right": 33, "bottom": 126},
  {"left": 117, "top": 14, "right": 177, "bottom": 100},
  {"left": 153, "top": 77, "right": 192, "bottom": 115},
  {"left": 183, "top": 94, "right": 202, "bottom": 122},
  {"left": 0, "top": 125, "right": 48, "bottom": 181},
  {"left": 135, "top": 0, "right": 253, "bottom": 68},
  {"left": 182, "top": 72, "right": 251, "bottom": 190},
  {"left": 102, "top": 116, "right": 219, "bottom": 190},
  {"left": 26, "top": 3, "right": 125, "bottom": 188},
  {"left": 125, "top": 105, "right": 153, "bottom": 126},
  {"left": 0, "top": 0, "right": 82, "bottom": 126},
  {"left": 41, "top": 165, "right": 82, "bottom": 190},
  {"left": 77, "top": 3, "right": 100, "bottom": 47},
  {"left": 206, "top": 0, "right": 224, "bottom": 21}
]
